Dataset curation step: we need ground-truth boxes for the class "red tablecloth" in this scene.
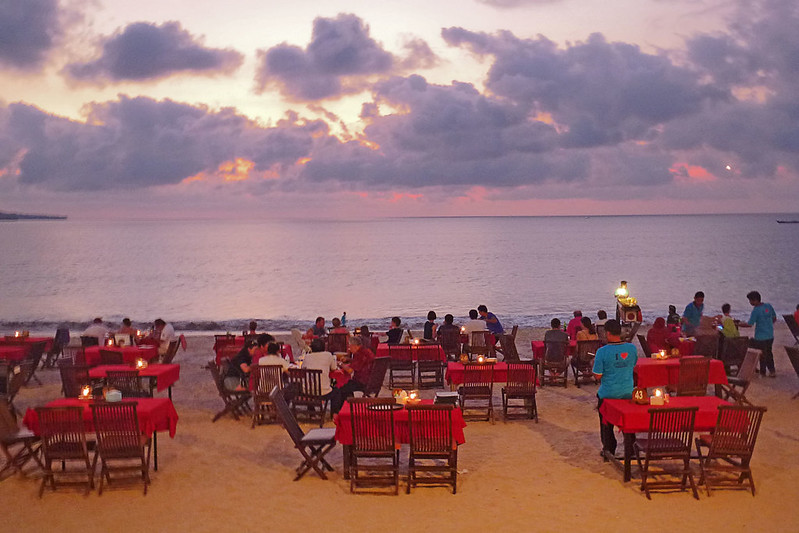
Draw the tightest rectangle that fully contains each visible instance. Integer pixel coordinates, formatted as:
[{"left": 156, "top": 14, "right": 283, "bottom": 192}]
[
  {"left": 334, "top": 399, "right": 466, "bottom": 446},
  {"left": 634, "top": 358, "right": 728, "bottom": 388},
  {"left": 666, "top": 338, "right": 695, "bottom": 356},
  {"left": 83, "top": 345, "right": 159, "bottom": 366},
  {"left": 89, "top": 364, "right": 181, "bottom": 392},
  {"left": 445, "top": 362, "right": 509, "bottom": 386},
  {"left": 215, "top": 337, "right": 294, "bottom": 364},
  {"left": 23, "top": 397, "right": 179, "bottom": 438},
  {"left": 531, "top": 340, "right": 577, "bottom": 360},
  {"left": 599, "top": 396, "right": 729, "bottom": 434},
  {"left": 0, "top": 336, "right": 53, "bottom": 353},
  {"left": 375, "top": 343, "right": 446, "bottom": 361},
  {"left": 0, "top": 346, "right": 26, "bottom": 362}
]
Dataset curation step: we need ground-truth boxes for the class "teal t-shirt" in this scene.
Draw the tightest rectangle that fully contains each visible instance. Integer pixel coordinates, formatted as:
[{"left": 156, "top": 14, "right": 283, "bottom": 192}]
[
  {"left": 748, "top": 303, "right": 776, "bottom": 340},
  {"left": 593, "top": 342, "right": 638, "bottom": 399}
]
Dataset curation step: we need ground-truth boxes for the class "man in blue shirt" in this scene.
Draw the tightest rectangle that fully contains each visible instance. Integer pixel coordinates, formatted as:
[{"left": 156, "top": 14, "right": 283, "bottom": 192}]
[
  {"left": 593, "top": 319, "right": 638, "bottom": 456},
  {"left": 477, "top": 304, "right": 504, "bottom": 336},
  {"left": 682, "top": 291, "right": 704, "bottom": 336},
  {"left": 742, "top": 291, "right": 778, "bottom": 377}
]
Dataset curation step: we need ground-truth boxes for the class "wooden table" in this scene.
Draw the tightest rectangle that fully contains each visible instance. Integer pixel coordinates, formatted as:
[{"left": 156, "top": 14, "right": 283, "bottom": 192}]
[
  {"left": 83, "top": 345, "right": 159, "bottom": 366},
  {"left": 375, "top": 343, "right": 446, "bottom": 361},
  {"left": 89, "top": 364, "right": 181, "bottom": 398},
  {"left": 634, "top": 358, "right": 728, "bottom": 393},
  {"left": 0, "top": 346, "right": 26, "bottom": 362},
  {"left": 598, "top": 396, "right": 730, "bottom": 481}
]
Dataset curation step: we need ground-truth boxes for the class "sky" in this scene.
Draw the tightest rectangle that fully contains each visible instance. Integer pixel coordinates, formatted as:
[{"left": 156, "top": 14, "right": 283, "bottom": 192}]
[{"left": 1, "top": 0, "right": 798, "bottom": 219}]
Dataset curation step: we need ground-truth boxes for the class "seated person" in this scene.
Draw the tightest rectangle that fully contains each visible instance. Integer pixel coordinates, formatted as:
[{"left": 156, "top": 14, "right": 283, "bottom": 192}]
[
  {"left": 576, "top": 316, "right": 598, "bottom": 341},
  {"left": 592, "top": 319, "right": 637, "bottom": 456},
  {"left": 423, "top": 311, "right": 438, "bottom": 341},
  {"left": 302, "top": 339, "right": 338, "bottom": 397},
  {"left": 225, "top": 340, "right": 257, "bottom": 391},
  {"left": 682, "top": 292, "right": 705, "bottom": 336},
  {"left": 82, "top": 317, "right": 109, "bottom": 344},
  {"left": 304, "top": 317, "right": 327, "bottom": 341},
  {"left": 478, "top": 305, "right": 504, "bottom": 336},
  {"left": 716, "top": 303, "right": 739, "bottom": 338},
  {"left": 244, "top": 320, "right": 258, "bottom": 336},
  {"left": 595, "top": 310, "right": 608, "bottom": 326},
  {"left": 143, "top": 318, "right": 177, "bottom": 356},
  {"left": 386, "top": 317, "right": 404, "bottom": 345},
  {"left": 437, "top": 314, "right": 460, "bottom": 339},
  {"left": 646, "top": 317, "right": 669, "bottom": 352},
  {"left": 462, "top": 309, "right": 486, "bottom": 337},
  {"left": 329, "top": 317, "right": 348, "bottom": 334},
  {"left": 118, "top": 317, "right": 137, "bottom": 336},
  {"left": 258, "top": 341, "right": 289, "bottom": 371},
  {"left": 567, "top": 311, "right": 583, "bottom": 340},
  {"left": 544, "top": 318, "right": 569, "bottom": 344},
  {"left": 330, "top": 336, "right": 375, "bottom": 413},
  {"left": 666, "top": 305, "right": 681, "bottom": 325}
]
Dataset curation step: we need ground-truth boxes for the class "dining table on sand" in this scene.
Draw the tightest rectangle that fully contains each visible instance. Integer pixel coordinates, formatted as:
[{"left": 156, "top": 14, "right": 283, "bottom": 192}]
[
  {"left": 83, "top": 344, "right": 159, "bottom": 366},
  {"left": 23, "top": 397, "right": 179, "bottom": 471},
  {"left": 375, "top": 343, "right": 447, "bottom": 361},
  {"left": 215, "top": 336, "right": 294, "bottom": 365},
  {"left": 334, "top": 399, "right": 466, "bottom": 479},
  {"left": 531, "top": 339, "right": 577, "bottom": 360},
  {"left": 89, "top": 364, "right": 181, "bottom": 399},
  {"left": 598, "top": 396, "right": 731, "bottom": 481},
  {"left": 0, "top": 346, "right": 27, "bottom": 362},
  {"left": 634, "top": 358, "right": 728, "bottom": 392},
  {"left": 1, "top": 336, "right": 54, "bottom": 353}
]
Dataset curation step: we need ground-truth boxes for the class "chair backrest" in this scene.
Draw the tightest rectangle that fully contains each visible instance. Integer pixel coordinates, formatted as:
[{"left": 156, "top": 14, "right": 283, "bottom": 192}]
[
  {"left": 287, "top": 368, "right": 323, "bottom": 399},
  {"left": 0, "top": 401, "right": 20, "bottom": 438},
  {"left": 415, "top": 344, "right": 442, "bottom": 362},
  {"left": 80, "top": 336, "right": 99, "bottom": 347},
  {"left": 470, "top": 331, "right": 491, "bottom": 350},
  {"left": 709, "top": 405, "right": 766, "bottom": 457},
  {"left": 54, "top": 328, "right": 70, "bottom": 347},
  {"left": 498, "top": 335, "right": 521, "bottom": 362},
  {"left": 4, "top": 364, "right": 27, "bottom": 402},
  {"left": 596, "top": 324, "right": 607, "bottom": 345},
  {"left": 676, "top": 356, "right": 710, "bottom": 396},
  {"left": 58, "top": 361, "right": 91, "bottom": 398},
  {"left": 206, "top": 360, "right": 228, "bottom": 396},
  {"left": 736, "top": 348, "right": 761, "bottom": 382},
  {"left": 783, "top": 314, "right": 799, "bottom": 340},
  {"left": 161, "top": 340, "right": 180, "bottom": 364},
  {"left": 544, "top": 340, "right": 568, "bottom": 364},
  {"left": 387, "top": 344, "right": 414, "bottom": 363},
  {"left": 364, "top": 357, "right": 390, "bottom": 397},
  {"left": 439, "top": 328, "right": 461, "bottom": 357},
  {"left": 407, "top": 404, "right": 454, "bottom": 453},
  {"left": 462, "top": 362, "right": 495, "bottom": 388},
  {"left": 693, "top": 334, "right": 720, "bottom": 358},
  {"left": 106, "top": 370, "right": 147, "bottom": 397},
  {"left": 510, "top": 325, "right": 519, "bottom": 340},
  {"left": 326, "top": 333, "right": 348, "bottom": 354},
  {"left": 645, "top": 407, "right": 698, "bottom": 454},
  {"left": 0, "top": 362, "right": 8, "bottom": 395},
  {"left": 253, "top": 364, "right": 284, "bottom": 396},
  {"left": 36, "top": 406, "right": 89, "bottom": 460},
  {"left": 90, "top": 402, "right": 142, "bottom": 456},
  {"left": 785, "top": 345, "right": 799, "bottom": 378},
  {"left": 99, "top": 349, "right": 124, "bottom": 365},
  {"left": 720, "top": 336, "right": 749, "bottom": 370},
  {"left": 348, "top": 397, "right": 397, "bottom": 452},
  {"left": 269, "top": 386, "right": 305, "bottom": 445},
  {"left": 505, "top": 362, "right": 536, "bottom": 395},
  {"left": 26, "top": 341, "right": 47, "bottom": 366},
  {"left": 574, "top": 340, "right": 601, "bottom": 366},
  {"left": 637, "top": 334, "right": 652, "bottom": 357}
]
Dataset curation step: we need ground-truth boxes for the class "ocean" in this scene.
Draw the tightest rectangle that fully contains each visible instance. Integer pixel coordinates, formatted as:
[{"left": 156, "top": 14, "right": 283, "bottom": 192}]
[{"left": 1, "top": 214, "right": 797, "bottom": 333}]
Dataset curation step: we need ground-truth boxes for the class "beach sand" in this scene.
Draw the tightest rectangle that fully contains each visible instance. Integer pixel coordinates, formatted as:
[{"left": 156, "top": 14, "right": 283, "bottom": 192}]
[{"left": 4, "top": 325, "right": 799, "bottom": 532}]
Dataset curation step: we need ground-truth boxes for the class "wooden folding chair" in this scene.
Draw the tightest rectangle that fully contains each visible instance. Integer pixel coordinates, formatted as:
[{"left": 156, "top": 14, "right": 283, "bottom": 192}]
[
  {"left": 458, "top": 362, "right": 495, "bottom": 423},
  {"left": 57, "top": 360, "right": 91, "bottom": 398},
  {"left": 541, "top": 340, "right": 569, "bottom": 387},
  {"left": 252, "top": 364, "right": 284, "bottom": 427},
  {"left": 675, "top": 356, "right": 710, "bottom": 396},
  {"left": 270, "top": 387, "right": 336, "bottom": 481},
  {"left": 406, "top": 404, "right": 457, "bottom": 494},
  {"left": 0, "top": 401, "right": 42, "bottom": 479},
  {"left": 498, "top": 334, "right": 521, "bottom": 363},
  {"left": 783, "top": 314, "right": 799, "bottom": 345},
  {"left": 469, "top": 331, "right": 495, "bottom": 359},
  {"left": 106, "top": 370, "right": 149, "bottom": 398},
  {"left": 362, "top": 357, "right": 390, "bottom": 398},
  {"left": 416, "top": 344, "right": 445, "bottom": 389},
  {"left": 348, "top": 397, "right": 399, "bottom": 494},
  {"left": 501, "top": 362, "right": 537, "bottom": 422},
  {"left": 634, "top": 406, "right": 699, "bottom": 499},
  {"left": 387, "top": 344, "right": 415, "bottom": 389},
  {"left": 719, "top": 336, "right": 749, "bottom": 374},
  {"left": 637, "top": 334, "right": 652, "bottom": 358},
  {"left": 36, "top": 406, "right": 94, "bottom": 497},
  {"left": 287, "top": 368, "right": 327, "bottom": 427},
  {"left": 90, "top": 402, "right": 151, "bottom": 495},
  {"left": 23, "top": 341, "right": 48, "bottom": 386},
  {"left": 439, "top": 328, "right": 462, "bottom": 360},
  {"left": 160, "top": 340, "right": 180, "bottom": 364},
  {"left": 205, "top": 360, "right": 251, "bottom": 422},
  {"left": 695, "top": 405, "right": 766, "bottom": 496},
  {"left": 572, "top": 340, "right": 600, "bottom": 387},
  {"left": 721, "top": 349, "right": 760, "bottom": 405},
  {"left": 785, "top": 346, "right": 799, "bottom": 400},
  {"left": 693, "top": 334, "right": 720, "bottom": 359},
  {"left": 326, "top": 333, "right": 348, "bottom": 354}
]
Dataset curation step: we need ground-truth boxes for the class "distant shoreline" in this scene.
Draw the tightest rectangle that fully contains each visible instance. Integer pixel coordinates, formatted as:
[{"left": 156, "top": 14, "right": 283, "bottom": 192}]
[{"left": 0, "top": 211, "right": 67, "bottom": 220}]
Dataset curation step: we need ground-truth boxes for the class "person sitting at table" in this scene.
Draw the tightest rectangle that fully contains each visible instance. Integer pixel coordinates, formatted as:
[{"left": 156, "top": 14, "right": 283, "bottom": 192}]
[
  {"left": 118, "top": 317, "right": 137, "bottom": 337},
  {"left": 477, "top": 305, "right": 504, "bottom": 336},
  {"left": 567, "top": 310, "right": 583, "bottom": 340},
  {"left": 302, "top": 338, "right": 337, "bottom": 397},
  {"left": 595, "top": 310, "right": 608, "bottom": 326},
  {"left": 82, "top": 317, "right": 109, "bottom": 344},
  {"left": 462, "top": 309, "right": 485, "bottom": 337},
  {"left": 386, "top": 317, "right": 404, "bottom": 345},
  {"left": 423, "top": 311, "right": 438, "bottom": 342},
  {"left": 646, "top": 317, "right": 669, "bottom": 352},
  {"left": 544, "top": 318, "right": 569, "bottom": 344},
  {"left": 437, "top": 314, "right": 459, "bottom": 340},
  {"left": 144, "top": 318, "right": 177, "bottom": 356},
  {"left": 682, "top": 292, "right": 704, "bottom": 336},
  {"left": 592, "top": 319, "right": 637, "bottom": 457},
  {"left": 576, "top": 316, "right": 598, "bottom": 341},
  {"left": 258, "top": 341, "right": 289, "bottom": 371},
  {"left": 225, "top": 339, "right": 257, "bottom": 391},
  {"left": 330, "top": 335, "right": 375, "bottom": 414},
  {"left": 244, "top": 321, "right": 258, "bottom": 336},
  {"left": 715, "top": 303, "right": 739, "bottom": 338},
  {"left": 666, "top": 305, "right": 681, "bottom": 326},
  {"left": 330, "top": 317, "right": 348, "bottom": 334}
]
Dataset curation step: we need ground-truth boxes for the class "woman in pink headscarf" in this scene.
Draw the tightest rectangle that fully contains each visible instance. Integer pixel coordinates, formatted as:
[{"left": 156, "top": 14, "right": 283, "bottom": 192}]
[{"left": 646, "top": 317, "right": 669, "bottom": 352}]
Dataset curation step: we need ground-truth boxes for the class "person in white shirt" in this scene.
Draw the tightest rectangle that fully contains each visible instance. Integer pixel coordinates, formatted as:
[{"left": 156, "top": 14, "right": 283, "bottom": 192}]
[
  {"left": 301, "top": 338, "right": 338, "bottom": 396},
  {"left": 148, "top": 318, "right": 176, "bottom": 355},
  {"left": 82, "top": 317, "right": 109, "bottom": 344},
  {"left": 596, "top": 310, "right": 608, "bottom": 326},
  {"left": 462, "top": 309, "right": 487, "bottom": 336},
  {"left": 258, "top": 341, "right": 290, "bottom": 371}
]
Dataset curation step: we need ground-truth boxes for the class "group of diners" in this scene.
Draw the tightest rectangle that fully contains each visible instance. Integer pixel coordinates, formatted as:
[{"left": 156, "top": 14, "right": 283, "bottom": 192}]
[{"left": 79, "top": 316, "right": 177, "bottom": 357}]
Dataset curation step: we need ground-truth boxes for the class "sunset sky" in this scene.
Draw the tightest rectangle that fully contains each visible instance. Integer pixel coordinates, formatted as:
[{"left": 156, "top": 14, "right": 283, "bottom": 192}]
[{"left": 1, "top": 0, "right": 798, "bottom": 219}]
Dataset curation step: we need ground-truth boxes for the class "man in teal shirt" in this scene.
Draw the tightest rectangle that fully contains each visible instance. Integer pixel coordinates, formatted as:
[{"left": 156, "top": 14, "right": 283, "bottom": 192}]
[
  {"left": 742, "top": 291, "right": 777, "bottom": 376},
  {"left": 682, "top": 291, "right": 704, "bottom": 336},
  {"left": 593, "top": 319, "right": 638, "bottom": 456}
]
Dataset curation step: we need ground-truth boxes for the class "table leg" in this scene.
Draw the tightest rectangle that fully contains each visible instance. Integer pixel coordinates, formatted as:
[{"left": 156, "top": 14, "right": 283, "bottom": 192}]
[
  {"left": 168, "top": 386, "right": 172, "bottom": 400},
  {"left": 153, "top": 431, "right": 158, "bottom": 471},
  {"left": 714, "top": 384, "right": 722, "bottom": 398},
  {"left": 623, "top": 433, "right": 634, "bottom": 482},
  {"left": 342, "top": 444, "right": 351, "bottom": 480}
]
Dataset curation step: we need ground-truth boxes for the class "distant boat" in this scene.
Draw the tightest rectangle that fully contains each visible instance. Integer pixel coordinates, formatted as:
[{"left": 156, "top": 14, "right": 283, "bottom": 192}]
[{"left": 776, "top": 220, "right": 799, "bottom": 224}]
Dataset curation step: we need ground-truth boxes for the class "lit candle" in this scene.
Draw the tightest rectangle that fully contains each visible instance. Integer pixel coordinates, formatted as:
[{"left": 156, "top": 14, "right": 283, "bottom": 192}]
[
  {"left": 136, "top": 329, "right": 141, "bottom": 336},
  {"left": 408, "top": 390, "right": 419, "bottom": 401},
  {"left": 477, "top": 355, "right": 485, "bottom": 363},
  {"left": 14, "top": 331, "right": 20, "bottom": 337},
  {"left": 81, "top": 385, "right": 92, "bottom": 399},
  {"left": 107, "top": 338, "right": 114, "bottom": 346},
  {"left": 413, "top": 338, "right": 420, "bottom": 345},
  {"left": 461, "top": 326, "right": 466, "bottom": 333},
  {"left": 135, "top": 358, "right": 148, "bottom": 369},
  {"left": 654, "top": 388, "right": 663, "bottom": 397}
]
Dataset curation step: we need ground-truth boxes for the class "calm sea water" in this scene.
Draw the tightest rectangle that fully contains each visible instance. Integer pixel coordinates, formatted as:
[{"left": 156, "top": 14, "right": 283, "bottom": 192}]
[{"left": 1, "top": 214, "right": 797, "bottom": 333}]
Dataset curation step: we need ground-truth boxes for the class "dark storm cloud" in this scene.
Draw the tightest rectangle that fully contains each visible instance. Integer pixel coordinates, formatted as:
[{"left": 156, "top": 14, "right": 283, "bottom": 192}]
[
  {"left": 255, "top": 13, "right": 433, "bottom": 100},
  {"left": 64, "top": 21, "right": 243, "bottom": 82},
  {"left": 0, "top": 0, "right": 61, "bottom": 70},
  {"left": 0, "top": 96, "right": 320, "bottom": 191}
]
